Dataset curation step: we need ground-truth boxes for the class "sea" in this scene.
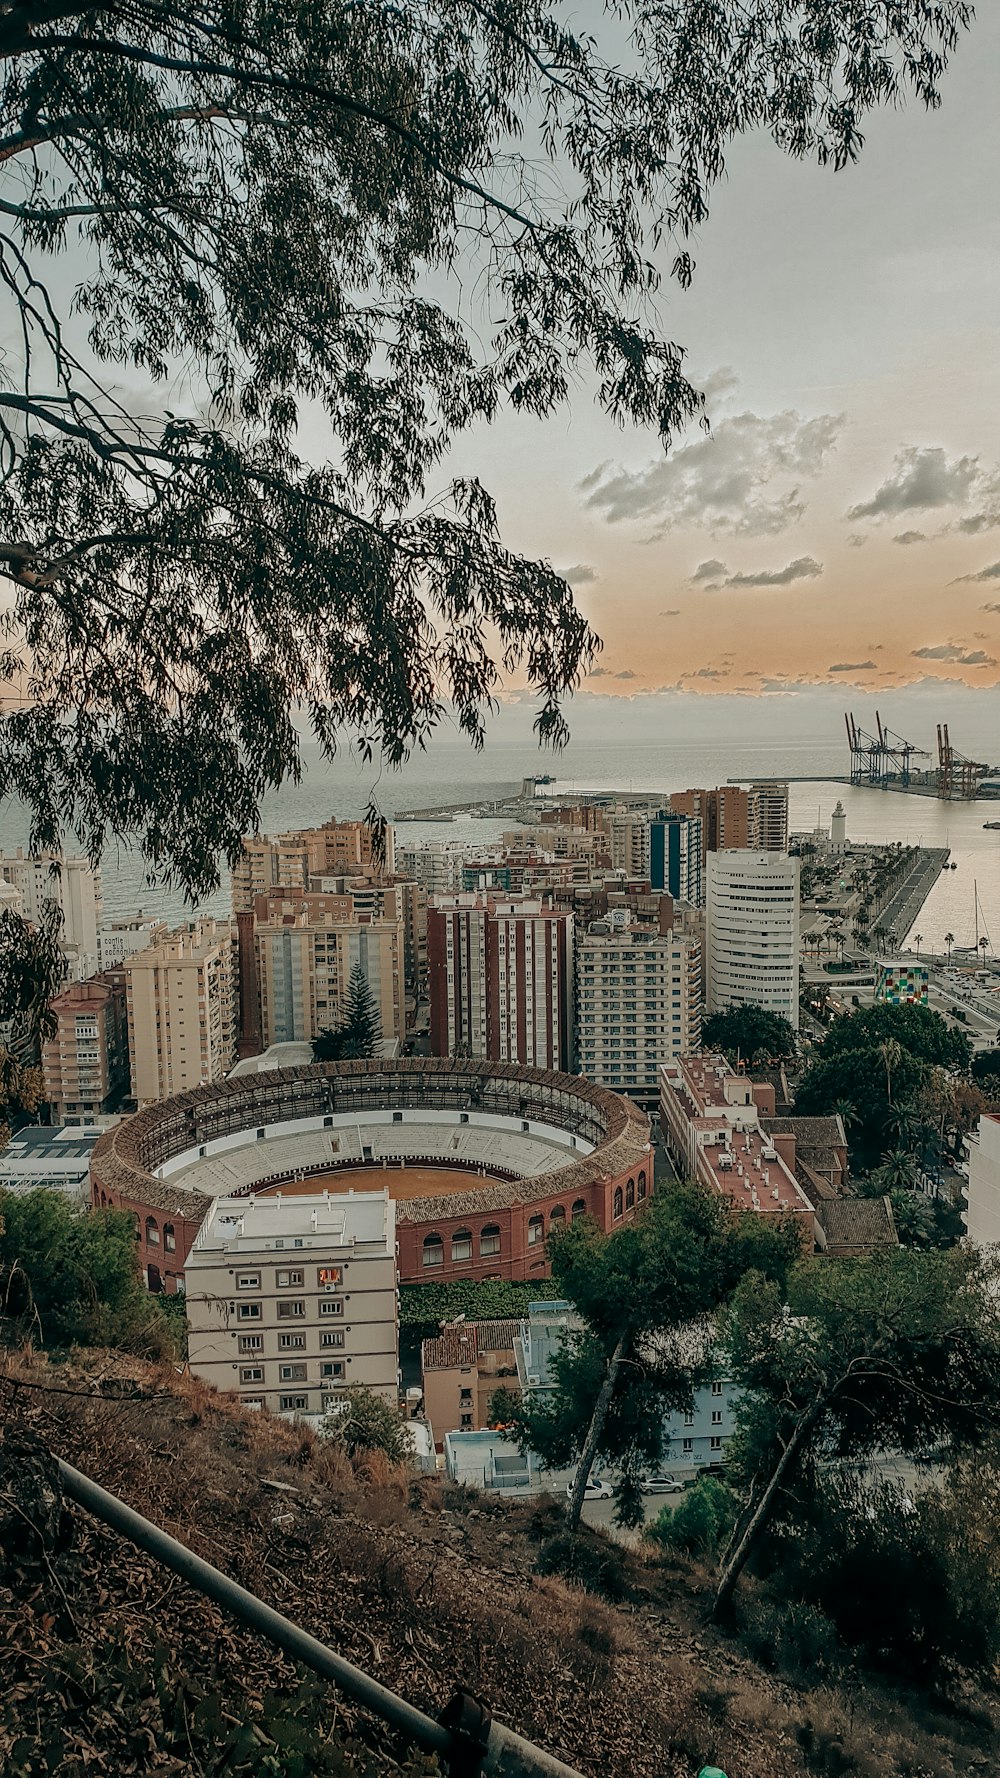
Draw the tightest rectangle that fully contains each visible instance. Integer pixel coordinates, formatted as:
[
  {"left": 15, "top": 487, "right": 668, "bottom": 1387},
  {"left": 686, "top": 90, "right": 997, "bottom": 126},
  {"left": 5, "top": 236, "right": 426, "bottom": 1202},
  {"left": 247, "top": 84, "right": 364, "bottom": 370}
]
[{"left": 2, "top": 717, "right": 998, "bottom": 956}]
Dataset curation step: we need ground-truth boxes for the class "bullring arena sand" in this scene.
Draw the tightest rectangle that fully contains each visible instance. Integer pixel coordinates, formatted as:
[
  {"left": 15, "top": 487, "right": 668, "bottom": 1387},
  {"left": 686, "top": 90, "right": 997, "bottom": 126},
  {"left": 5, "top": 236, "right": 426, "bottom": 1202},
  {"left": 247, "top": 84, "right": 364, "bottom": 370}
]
[{"left": 256, "top": 1164, "right": 506, "bottom": 1203}]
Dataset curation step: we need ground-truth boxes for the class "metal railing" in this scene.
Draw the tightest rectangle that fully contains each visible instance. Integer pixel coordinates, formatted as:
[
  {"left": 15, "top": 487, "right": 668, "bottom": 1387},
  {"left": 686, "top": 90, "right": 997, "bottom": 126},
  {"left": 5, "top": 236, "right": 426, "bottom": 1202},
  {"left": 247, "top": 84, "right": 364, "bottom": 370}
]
[{"left": 58, "top": 1459, "right": 585, "bottom": 1778}]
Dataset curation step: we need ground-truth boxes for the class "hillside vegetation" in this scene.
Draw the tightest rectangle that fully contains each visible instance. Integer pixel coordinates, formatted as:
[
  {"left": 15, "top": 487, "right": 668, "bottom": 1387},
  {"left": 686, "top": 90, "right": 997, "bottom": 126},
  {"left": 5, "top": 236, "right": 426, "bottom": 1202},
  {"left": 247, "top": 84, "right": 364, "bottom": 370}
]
[{"left": 2, "top": 1346, "right": 996, "bottom": 1778}]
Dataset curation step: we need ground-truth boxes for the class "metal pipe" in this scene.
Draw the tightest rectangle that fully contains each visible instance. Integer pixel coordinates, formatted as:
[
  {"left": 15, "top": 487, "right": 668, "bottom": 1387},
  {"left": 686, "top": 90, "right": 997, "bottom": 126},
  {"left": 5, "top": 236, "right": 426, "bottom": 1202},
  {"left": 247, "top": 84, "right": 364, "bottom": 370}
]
[{"left": 57, "top": 1458, "right": 584, "bottom": 1778}]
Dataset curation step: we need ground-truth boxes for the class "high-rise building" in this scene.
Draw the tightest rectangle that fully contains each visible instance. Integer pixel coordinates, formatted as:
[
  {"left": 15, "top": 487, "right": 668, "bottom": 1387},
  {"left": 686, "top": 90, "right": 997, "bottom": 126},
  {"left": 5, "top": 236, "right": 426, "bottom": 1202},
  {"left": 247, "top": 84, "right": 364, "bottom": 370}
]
[
  {"left": 0, "top": 849, "right": 102, "bottom": 978},
  {"left": 748, "top": 782, "right": 790, "bottom": 851},
  {"left": 97, "top": 917, "right": 170, "bottom": 971},
  {"left": 41, "top": 972, "right": 130, "bottom": 1124},
  {"left": 125, "top": 919, "right": 237, "bottom": 1104},
  {"left": 649, "top": 811, "right": 704, "bottom": 905},
  {"left": 185, "top": 1189, "right": 398, "bottom": 1420},
  {"left": 605, "top": 809, "right": 650, "bottom": 878},
  {"left": 427, "top": 894, "right": 573, "bottom": 1069},
  {"left": 248, "top": 892, "right": 406, "bottom": 1048},
  {"left": 575, "top": 911, "right": 702, "bottom": 1100},
  {"left": 706, "top": 851, "right": 800, "bottom": 1029},
  {"left": 232, "top": 819, "right": 394, "bottom": 913},
  {"left": 396, "top": 839, "right": 470, "bottom": 899},
  {"left": 670, "top": 787, "right": 750, "bottom": 859}
]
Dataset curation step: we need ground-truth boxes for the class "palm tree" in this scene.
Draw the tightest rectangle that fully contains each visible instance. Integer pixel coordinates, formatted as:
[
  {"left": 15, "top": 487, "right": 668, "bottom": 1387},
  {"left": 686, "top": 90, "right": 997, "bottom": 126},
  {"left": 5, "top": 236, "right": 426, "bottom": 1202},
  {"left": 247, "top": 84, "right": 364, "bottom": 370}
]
[
  {"left": 879, "top": 1036, "right": 905, "bottom": 1108},
  {"left": 913, "top": 933, "right": 923, "bottom": 956},
  {"left": 944, "top": 931, "right": 955, "bottom": 964},
  {"left": 980, "top": 936, "right": 991, "bottom": 964}
]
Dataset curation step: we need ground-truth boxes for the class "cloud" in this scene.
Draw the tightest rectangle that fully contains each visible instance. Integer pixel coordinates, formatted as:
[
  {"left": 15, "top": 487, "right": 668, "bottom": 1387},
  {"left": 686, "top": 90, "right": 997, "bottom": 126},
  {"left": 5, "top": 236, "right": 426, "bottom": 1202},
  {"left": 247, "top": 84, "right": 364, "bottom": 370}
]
[
  {"left": 682, "top": 666, "right": 725, "bottom": 680},
  {"left": 691, "top": 558, "right": 729, "bottom": 584},
  {"left": 613, "top": 669, "right": 638, "bottom": 681},
  {"left": 953, "top": 561, "right": 1000, "bottom": 583},
  {"left": 847, "top": 447, "right": 982, "bottom": 520},
  {"left": 659, "top": 608, "right": 681, "bottom": 617},
  {"left": 582, "top": 408, "right": 843, "bottom": 537},
  {"left": 828, "top": 661, "right": 877, "bottom": 673},
  {"left": 588, "top": 665, "right": 637, "bottom": 681},
  {"left": 910, "top": 644, "right": 998, "bottom": 666},
  {"left": 559, "top": 563, "right": 598, "bottom": 587},
  {"left": 846, "top": 533, "right": 867, "bottom": 548},
  {"left": 724, "top": 555, "right": 823, "bottom": 589},
  {"left": 893, "top": 530, "right": 927, "bottom": 546},
  {"left": 983, "top": 603, "right": 1000, "bottom": 615}
]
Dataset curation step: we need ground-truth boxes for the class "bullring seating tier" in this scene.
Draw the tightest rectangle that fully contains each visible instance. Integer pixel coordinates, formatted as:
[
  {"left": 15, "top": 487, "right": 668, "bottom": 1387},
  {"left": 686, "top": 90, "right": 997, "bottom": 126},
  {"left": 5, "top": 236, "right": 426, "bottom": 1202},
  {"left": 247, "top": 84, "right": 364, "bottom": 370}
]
[{"left": 160, "top": 1120, "right": 573, "bottom": 1201}]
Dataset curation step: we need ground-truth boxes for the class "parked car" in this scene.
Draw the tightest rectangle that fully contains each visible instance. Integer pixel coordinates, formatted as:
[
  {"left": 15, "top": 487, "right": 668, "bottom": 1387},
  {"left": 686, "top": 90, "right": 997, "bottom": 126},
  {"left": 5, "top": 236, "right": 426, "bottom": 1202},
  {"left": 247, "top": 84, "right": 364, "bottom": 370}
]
[
  {"left": 639, "top": 1473, "right": 679, "bottom": 1494},
  {"left": 565, "top": 1475, "right": 614, "bottom": 1501}
]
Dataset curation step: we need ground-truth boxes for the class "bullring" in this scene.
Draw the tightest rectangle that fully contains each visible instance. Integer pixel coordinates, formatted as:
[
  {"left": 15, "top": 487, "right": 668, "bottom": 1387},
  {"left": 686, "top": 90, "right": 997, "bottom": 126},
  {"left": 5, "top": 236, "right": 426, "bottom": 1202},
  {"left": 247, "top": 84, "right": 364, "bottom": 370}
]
[{"left": 90, "top": 1058, "right": 652, "bottom": 1292}]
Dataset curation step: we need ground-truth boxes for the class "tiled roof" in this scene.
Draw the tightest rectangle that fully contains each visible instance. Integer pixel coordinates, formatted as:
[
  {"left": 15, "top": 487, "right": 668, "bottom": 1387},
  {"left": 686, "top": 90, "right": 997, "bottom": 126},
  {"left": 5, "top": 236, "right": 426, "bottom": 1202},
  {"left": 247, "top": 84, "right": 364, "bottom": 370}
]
[
  {"left": 817, "top": 1197, "right": 898, "bottom": 1252},
  {"left": 422, "top": 1326, "right": 479, "bottom": 1369}
]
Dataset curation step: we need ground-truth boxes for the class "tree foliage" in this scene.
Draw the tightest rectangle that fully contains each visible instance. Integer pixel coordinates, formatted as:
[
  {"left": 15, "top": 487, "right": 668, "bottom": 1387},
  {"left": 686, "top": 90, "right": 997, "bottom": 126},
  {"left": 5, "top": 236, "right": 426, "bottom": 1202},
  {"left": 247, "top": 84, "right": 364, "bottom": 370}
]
[
  {"left": 321, "top": 1386, "right": 411, "bottom": 1464},
  {"left": 702, "top": 1004, "right": 798, "bottom": 1064},
  {"left": 715, "top": 1245, "right": 1000, "bottom": 1615},
  {"left": 794, "top": 1002, "right": 971, "bottom": 1163},
  {"left": 505, "top": 1181, "right": 802, "bottom": 1528},
  {"left": 0, "top": 0, "right": 973, "bottom": 894},
  {"left": 0, "top": 1187, "right": 179, "bottom": 1355},
  {"left": 0, "top": 900, "right": 65, "bottom": 1131},
  {"left": 646, "top": 1474, "right": 736, "bottom": 1559}
]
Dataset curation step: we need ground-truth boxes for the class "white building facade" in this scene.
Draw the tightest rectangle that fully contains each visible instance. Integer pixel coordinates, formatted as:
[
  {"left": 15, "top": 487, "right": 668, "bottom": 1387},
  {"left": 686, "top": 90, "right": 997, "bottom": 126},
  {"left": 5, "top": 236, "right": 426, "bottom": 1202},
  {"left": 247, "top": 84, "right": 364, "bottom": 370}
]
[
  {"left": 706, "top": 851, "right": 800, "bottom": 1029},
  {"left": 185, "top": 1189, "right": 398, "bottom": 1421},
  {"left": 965, "top": 1114, "right": 1000, "bottom": 1247},
  {"left": 1, "top": 849, "right": 102, "bottom": 979}
]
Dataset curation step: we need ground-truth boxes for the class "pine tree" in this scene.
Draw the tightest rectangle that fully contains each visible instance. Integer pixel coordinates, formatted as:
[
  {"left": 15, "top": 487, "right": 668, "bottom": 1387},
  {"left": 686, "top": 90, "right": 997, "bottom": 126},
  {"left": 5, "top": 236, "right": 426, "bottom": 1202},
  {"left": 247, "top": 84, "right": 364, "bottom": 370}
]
[{"left": 314, "top": 963, "right": 383, "bottom": 1064}]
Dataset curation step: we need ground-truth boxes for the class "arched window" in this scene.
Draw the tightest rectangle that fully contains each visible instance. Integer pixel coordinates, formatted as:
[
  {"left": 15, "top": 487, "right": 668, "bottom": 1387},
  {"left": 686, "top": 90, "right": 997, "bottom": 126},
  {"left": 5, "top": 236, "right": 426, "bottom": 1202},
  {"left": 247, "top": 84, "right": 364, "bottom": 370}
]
[
  {"left": 625, "top": 1179, "right": 635, "bottom": 1210},
  {"left": 549, "top": 1205, "right": 566, "bottom": 1227},
  {"left": 572, "top": 1199, "right": 587, "bottom": 1220},
  {"left": 528, "top": 1214, "right": 545, "bottom": 1246},
  {"left": 145, "top": 1216, "right": 160, "bottom": 1247},
  {"left": 480, "top": 1225, "right": 501, "bottom": 1257},
  {"left": 613, "top": 1186, "right": 623, "bottom": 1220},
  {"left": 163, "top": 1223, "right": 176, "bottom": 1253},
  {"left": 451, "top": 1229, "right": 473, "bottom": 1263},
  {"left": 422, "top": 1233, "right": 444, "bottom": 1268},
  {"left": 638, "top": 1171, "right": 647, "bottom": 1199},
  {"left": 147, "top": 1262, "right": 162, "bottom": 1293}
]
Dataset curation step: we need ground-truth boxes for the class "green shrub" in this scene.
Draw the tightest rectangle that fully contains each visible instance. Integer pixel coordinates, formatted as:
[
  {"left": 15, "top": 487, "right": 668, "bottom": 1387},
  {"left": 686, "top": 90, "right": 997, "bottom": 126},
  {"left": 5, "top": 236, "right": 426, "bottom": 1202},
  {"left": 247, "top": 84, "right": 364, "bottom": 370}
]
[
  {"left": 398, "top": 1279, "right": 562, "bottom": 1347},
  {"left": 321, "top": 1388, "right": 411, "bottom": 1464},
  {"left": 740, "top": 1597, "right": 843, "bottom": 1681},
  {"left": 646, "top": 1476, "right": 735, "bottom": 1558},
  {"left": 535, "top": 1531, "right": 629, "bottom": 1601}
]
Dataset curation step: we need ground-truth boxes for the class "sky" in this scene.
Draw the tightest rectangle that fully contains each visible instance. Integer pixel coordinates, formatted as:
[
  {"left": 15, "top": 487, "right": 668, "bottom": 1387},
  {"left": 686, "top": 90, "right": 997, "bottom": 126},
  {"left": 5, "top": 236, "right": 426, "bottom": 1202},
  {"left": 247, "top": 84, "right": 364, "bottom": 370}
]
[{"left": 443, "top": 6, "right": 1000, "bottom": 713}]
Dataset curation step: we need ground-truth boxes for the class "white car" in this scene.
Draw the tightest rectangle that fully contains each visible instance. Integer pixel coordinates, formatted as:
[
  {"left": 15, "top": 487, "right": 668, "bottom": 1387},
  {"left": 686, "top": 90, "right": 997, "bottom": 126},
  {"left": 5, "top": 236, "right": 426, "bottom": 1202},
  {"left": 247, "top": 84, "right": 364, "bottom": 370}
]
[
  {"left": 565, "top": 1475, "right": 614, "bottom": 1501},
  {"left": 639, "top": 1472, "right": 679, "bottom": 1494}
]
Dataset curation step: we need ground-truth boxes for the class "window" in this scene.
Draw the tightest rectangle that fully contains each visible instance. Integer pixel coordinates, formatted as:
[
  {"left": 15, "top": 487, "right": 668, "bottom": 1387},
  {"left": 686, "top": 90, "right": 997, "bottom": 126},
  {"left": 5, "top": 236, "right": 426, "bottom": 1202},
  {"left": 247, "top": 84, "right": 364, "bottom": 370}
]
[
  {"left": 460, "top": 1388, "right": 473, "bottom": 1405},
  {"left": 279, "top": 1394, "right": 308, "bottom": 1412},
  {"left": 163, "top": 1223, "right": 176, "bottom": 1253},
  {"left": 479, "top": 1225, "right": 501, "bottom": 1257},
  {"left": 710, "top": 1436, "right": 723, "bottom": 1451},
  {"left": 276, "top": 1268, "right": 304, "bottom": 1288},
  {"left": 321, "top": 1361, "right": 345, "bottom": 1380},
  {"left": 145, "top": 1216, "right": 160, "bottom": 1246},
  {"left": 527, "top": 1214, "right": 544, "bottom": 1246},
  {"left": 238, "top": 1334, "right": 263, "bottom": 1353},
  {"left": 321, "top": 1393, "right": 345, "bottom": 1411},
  {"left": 277, "top": 1300, "right": 305, "bottom": 1319},
  {"left": 625, "top": 1179, "right": 635, "bottom": 1209},
  {"left": 319, "top": 1298, "right": 344, "bottom": 1317},
  {"left": 613, "top": 1186, "right": 623, "bottom": 1220},
  {"left": 711, "top": 1380, "right": 723, "bottom": 1397},
  {"left": 549, "top": 1205, "right": 566, "bottom": 1227},
  {"left": 423, "top": 1233, "right": 444, "bottom": 1268},
  {"left": 682, "top": 1438, "right": 693, "bottom": 1455},
  {"left": 236, "top": 1273, "right": 260, "bottom": 1290},
  {"left": 684, "top": 1412, "right": 694, "bottom": 1427},
  {"left": 278, "top": 1332, "right": 306, "bottom": 1351},
  {"left": 638, "top": 1171, "right": 647, "bottom": 1199},
  {"left": 460, "top": 1414, "right": 473, "bottom": 1428},
  {"left": 321, "top": 1330, "right": 345, "bottom": 1348},
  {"left": 237, "top": 1302, "right": 262, "bottom": 1321},
  {"left": 279, "top": 1363, "right": 307, "bottom": 1382},
  {"left": 240, "top": 1366, "right": 264, "bottom": 1384},
  {"left": 318, "top": 1266, "right": 343, "bottom": 1287},
  {"left": 711, "top": 1410, "right": 723, "bottom": 1425},
  {"left": 572, "top": 1199, "right": 587, "bottom": 1220}
]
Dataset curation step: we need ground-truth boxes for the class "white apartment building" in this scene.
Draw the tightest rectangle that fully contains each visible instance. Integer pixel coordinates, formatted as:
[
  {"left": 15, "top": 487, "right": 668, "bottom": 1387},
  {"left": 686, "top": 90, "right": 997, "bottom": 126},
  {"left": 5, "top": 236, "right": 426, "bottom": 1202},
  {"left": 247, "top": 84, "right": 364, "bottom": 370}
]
[
  {"left": 185, "top": 1189, "right": 398, "bottom": 1421},
  {"left": 748, "top": 782, "right": 790, "bottom": 851},
  {"left": 98, "top": 917, "right": 170, "bottom": 971},
  {"left": 253, "top": 899, "right": 406, "bottom": 1046},
  {"left": 0, "top": 849, "right": 102, "bottom": 978},
  {"left": 965, "top": 1114, "right": 1000, "bottom": 1247},
  {"left": 606, "top": 810, "right": 650, "bottom": 878},
  {"left": 575, "top": 912, "right": 702, "bottom": 1101},
  {"left": 125, "top": 918, "right": 237, "bottom": 1104},
  {"left": 397, "top": 839, "right": 469, "bottom": 898},
  {"left": 706, "top": 851, "right": 800, "bottom": 1029}
]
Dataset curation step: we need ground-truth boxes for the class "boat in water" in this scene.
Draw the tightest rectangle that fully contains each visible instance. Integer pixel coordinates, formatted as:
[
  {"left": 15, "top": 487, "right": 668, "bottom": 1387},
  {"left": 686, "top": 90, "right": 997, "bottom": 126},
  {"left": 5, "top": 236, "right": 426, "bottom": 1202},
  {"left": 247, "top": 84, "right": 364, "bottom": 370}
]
[{"left": 985, "top": 821, "right": 1000, "bottom": 830}]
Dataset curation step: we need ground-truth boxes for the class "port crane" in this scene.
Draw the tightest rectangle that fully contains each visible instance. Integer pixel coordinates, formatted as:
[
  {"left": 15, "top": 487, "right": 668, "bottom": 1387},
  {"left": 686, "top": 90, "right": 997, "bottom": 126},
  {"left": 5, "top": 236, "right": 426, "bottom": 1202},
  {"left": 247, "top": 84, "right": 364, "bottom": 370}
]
[
  {"left": 936, "top": 723, "right": 988, "bottom": 800},
  {"left": 844, "top": 712, "right": 928, "bottom": 789}
]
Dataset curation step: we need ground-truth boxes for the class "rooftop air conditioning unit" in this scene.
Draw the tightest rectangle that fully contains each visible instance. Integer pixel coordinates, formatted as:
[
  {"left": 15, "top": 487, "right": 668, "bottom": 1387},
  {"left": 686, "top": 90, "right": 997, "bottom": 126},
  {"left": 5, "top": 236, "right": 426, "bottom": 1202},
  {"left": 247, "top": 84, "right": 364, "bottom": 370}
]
[{"left": 761, "top": 1146, "right": 778, "bottom": 1162}]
